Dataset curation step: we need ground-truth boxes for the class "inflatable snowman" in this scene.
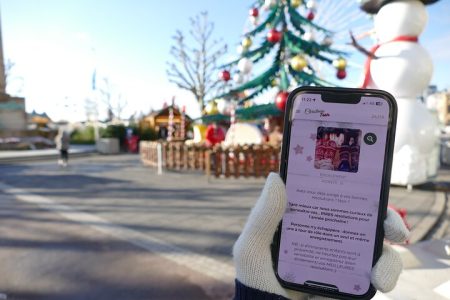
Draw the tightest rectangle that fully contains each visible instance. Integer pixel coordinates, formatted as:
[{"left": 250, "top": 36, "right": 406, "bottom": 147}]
[{"left": 359, "top": 0, "right": 441, "bottom": 186}]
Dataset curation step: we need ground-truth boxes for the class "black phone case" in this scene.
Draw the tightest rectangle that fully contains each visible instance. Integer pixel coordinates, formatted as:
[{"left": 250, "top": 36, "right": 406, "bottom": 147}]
[{"left": 272, "top": 86, "right": 398, "bottom": 300}]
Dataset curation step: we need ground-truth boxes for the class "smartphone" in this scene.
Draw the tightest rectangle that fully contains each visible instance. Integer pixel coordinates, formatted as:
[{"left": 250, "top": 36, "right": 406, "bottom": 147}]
[{"left": 272, "top": 87, "right": 397, "bottom": 300}]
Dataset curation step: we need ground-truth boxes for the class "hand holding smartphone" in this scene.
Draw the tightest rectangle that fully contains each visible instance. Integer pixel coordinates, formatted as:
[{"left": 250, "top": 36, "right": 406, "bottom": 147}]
[{"left": 273, "top": 87, "right": 397, "bottom": 299}]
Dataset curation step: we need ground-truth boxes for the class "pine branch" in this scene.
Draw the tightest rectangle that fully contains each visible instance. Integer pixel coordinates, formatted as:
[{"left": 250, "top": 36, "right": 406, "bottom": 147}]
[
  {"left": 219, "top": 37, "right": 284, "bottom": 99},
  {"left": 228, "top": 64, "right": 278, "bottom": 94},
  {"left": 215, "top": 1, "right": 348, "bottom": 107},
  {"left": 284, "top": 36, "right": 333, "bottom": 63},
  {"left": 288, "top": 65, "right": 335, "bottom": 87},
  {"left": 237, "top": 84, "right": 272, "bottom": 104},
  {"left": 246, "top": 8, "right": 278, "bottom": 36},
  {"left": 244, "top": 40, "right": 274, "bottom": 60},
  {"left": 288, "top": 6, "right": 332, "bottom": 34},
  {"left": 288, "top": 9, "right": 306, "bottom": 34},
  {"left": 220, "top": 40, "right": 274, "bottom": 69},
  {"left": 284, "top": 31, "right": 346, "bottom": 62},
  {"left": 279, "top": 67, "right": 290, "bottom": 91}
]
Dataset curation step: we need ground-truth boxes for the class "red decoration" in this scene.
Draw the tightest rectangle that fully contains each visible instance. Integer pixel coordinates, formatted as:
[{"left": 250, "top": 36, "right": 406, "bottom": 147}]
[
  {"left": 275, "top": 91, "right": 289, "bottom": 111},
  {"left": 361, "top": 35, "right": 418, "bottom": 88},
  {"left": 249, "top": 7, "right": 259, "bottom": 17},
  {"left": 205, "top": 124, "right": 225, "bottom": 147},
  {"left": 337, "top": 69, "right": 347, "bottom": 79},
  {"left": 267, "top": 29, "right": 282, "bottom": 43},
  {"left": 219, "top": 70, "right": 231, "bottom": 81},
  {"left": 307, "top": 11, "right": 315, "bottom": 21}
]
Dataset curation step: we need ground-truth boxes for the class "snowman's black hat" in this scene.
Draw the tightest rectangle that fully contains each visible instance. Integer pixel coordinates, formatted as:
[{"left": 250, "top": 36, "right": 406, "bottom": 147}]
[{"left": 360, "top": 0, "right": 440, "bottom": 14}]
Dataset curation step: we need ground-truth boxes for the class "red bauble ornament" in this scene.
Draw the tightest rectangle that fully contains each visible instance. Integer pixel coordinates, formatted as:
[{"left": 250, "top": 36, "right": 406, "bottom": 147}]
[
  {"left": 307, "top": 11, "right": 315, "bottom": 21},
  {"left": 219, "top": 70, "right": 231, "bottom": 81},
  {"left": 275, "top": 91, "right": 289, "bottom": 111},
  {"left": 336, "top": 69, "right": 347, "bottom": 80},
  {"left": 249, "top": 7, "right": 259, "bottom": 17},
  {"left": 267, "top": 29, "right": 282, "bottom": 43}
]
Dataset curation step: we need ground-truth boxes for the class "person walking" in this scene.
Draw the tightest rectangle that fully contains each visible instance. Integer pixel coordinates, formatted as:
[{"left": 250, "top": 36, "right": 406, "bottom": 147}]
[{"left": 55, "top": 129, "right": 70, "bottom": 167}]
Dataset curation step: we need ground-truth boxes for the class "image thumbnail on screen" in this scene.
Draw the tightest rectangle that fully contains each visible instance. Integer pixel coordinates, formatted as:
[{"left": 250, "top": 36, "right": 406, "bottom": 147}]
[{"left": 314, "top": 127, "right": 361, "bottom": 173}]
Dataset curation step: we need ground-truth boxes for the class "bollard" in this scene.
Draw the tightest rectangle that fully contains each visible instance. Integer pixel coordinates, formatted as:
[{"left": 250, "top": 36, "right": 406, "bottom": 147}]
[{"left": 157, "top": 143, "right": 163, "bottom": 175}]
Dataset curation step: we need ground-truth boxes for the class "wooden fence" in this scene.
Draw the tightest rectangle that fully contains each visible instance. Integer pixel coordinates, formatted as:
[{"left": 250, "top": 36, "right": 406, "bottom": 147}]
[
  {"left": 140, "top": 141, "right": 159, "bottom": 167},
  {"left": 208, "top": 145, "right": 280, "bottom": 178},
  {"left": 140, "top": 141, "right": 281, "bottom": 178},
  {"left": 140, "top": 141, "right": 208, "bottom": 170}
]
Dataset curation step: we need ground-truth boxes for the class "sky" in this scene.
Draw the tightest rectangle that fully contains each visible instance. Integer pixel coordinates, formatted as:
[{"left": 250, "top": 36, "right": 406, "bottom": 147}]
[{"left": 1, "top": 0, "right": 449, "bottom": 122}]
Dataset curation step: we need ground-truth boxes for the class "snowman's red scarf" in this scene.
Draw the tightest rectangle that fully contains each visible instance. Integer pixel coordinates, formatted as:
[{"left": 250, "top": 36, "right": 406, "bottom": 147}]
[{"left": 361, "top": 35, "right": 419, "bottom": 88}]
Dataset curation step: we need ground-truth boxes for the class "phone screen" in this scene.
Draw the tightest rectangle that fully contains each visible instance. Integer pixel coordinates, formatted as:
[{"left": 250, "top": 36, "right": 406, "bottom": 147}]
[{"left": 277, "top": 93, "right": 391, "bottom": 295}]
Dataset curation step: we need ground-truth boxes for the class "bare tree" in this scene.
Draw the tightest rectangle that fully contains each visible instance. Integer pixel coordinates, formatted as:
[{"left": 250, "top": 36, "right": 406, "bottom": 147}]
[
  {"left": 84, "top": 97, "right": 98, "bottom": 122},
  {"left": 5, "top": 59, "right": 14, "bottom": 82},
  {"left": 114, "top": 93, "right": 127, "bottom": 120},
  {"left": 98, "top": 77, "right": 128, "bottom": 121},
  {"left": 166, "top": 11, "right": 227, "bottom": 112},
  {"left": 5, "top": 59, "right": 24, "bottom": 95}
]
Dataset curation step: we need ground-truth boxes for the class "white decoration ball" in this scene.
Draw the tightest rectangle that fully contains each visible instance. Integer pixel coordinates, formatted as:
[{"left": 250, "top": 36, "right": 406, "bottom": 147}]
[
  {"left": 233, "top": 73, "right": 245, "bottom": 84},
  {"left": 264, "top": 0, "right": 277, "bottom": 8},
  {"left": 238, "top": 58, "right": 253, "bottom": 74},
  {"left": 303, "top": 31, "right": 315, "bottom": 42},
  {"left": 322, "top": 35, "right": 333, "bottom": 46},
  {"left": 374, "top": 0, "right": 427, "bottom": 43},
  {"left": 216, "top": 98, "right": 232, "bottom": 115},
  {"left": 306, "top": 0, "right": 317, "bottom": 9},
  {"left": 250, "top": 16, "right": 259, "bottom": 26}
]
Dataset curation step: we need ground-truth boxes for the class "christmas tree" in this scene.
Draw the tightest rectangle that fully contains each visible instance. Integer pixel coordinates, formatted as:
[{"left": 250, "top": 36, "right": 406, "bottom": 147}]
[{"left": 217, "top": 0, "right": 349, "bottom": 112}]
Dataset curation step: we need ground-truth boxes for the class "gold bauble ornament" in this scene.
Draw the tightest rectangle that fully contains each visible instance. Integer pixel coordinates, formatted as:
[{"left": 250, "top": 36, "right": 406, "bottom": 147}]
[
  {"left": 242, "top": 37, "right": 252, "bottom": 49},
  {"left": 271, "top": 79, "right": 278, "bottom": 87},
  {"left": 204, "top": 101, "right": 219, "bottom": 115},
  {"left": 291, "top": 0, "right": 302, "bottom": 8},
  {"left": 290, "top": 55, "right": 307, "bottom": 71},
  {"left": 333, "top": 57, "right": 347, "bottom": 70},
  {"left": 244, "top": 100, "right": 253, "bottom": 108}
]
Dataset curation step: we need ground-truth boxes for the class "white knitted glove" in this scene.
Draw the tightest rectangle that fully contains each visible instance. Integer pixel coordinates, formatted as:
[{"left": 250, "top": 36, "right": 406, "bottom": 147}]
[{"left": 233, "top": 173, "right": 410, "bottom": 300}]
